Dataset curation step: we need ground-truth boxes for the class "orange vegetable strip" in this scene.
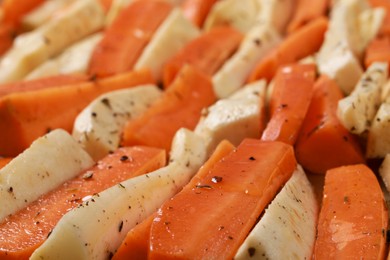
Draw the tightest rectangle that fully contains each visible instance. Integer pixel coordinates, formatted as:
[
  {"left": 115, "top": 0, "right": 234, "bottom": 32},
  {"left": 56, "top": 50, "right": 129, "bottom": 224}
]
[
  {"left": 369, "top": 0, "right": 390, "bottom": 37},
  {"left": 113, "top": 140, "right": 235, "bottom": 260},
  {"left": 287, "top": 0, "right": 329, "bottom": 33},
  {"left": 313, "top": 164, "right": 388, "bottom": 259},
  {"left": 364, "top": 36, "right": 390, "bottom": 72},
  {"left": 88, "top": 0, "right": 172, "bottom": 78},
  {"left": 98, "top": 0, "right": 113, "bottom": 12},
  {"left": 163, "top": 26, "right": 243, "bottom": 87},
  {"left": 248, "top": 17, "right": 328, "bottom": 82},
  {"left": 0, "top": 146, "right": 166, "bottom": 260},
  {"left": 0, "top": 69, "right": 154, "bottom": 157},
  {"left": 121, "top": 65, "right": 216, "bottom": 151},
  {"left": 148, "top": 139, "right": 297, "bottom": 259},
  {"left": 295, "top": 75, "right": 365, "bottom": 174},
  {"left": 261, "top": 64, "right": 316, "bottom": 145},
  {"left": 181, "top": 0, "right": 218, "bottom": 27},
  {"left": 0, "top": 74, "right": 90, "bottom": 97},
  {"left": 2, "top": 0, "right": 45, "bottom": 26},
  {"left": 0, "top": 23, "right": 16, "bottom": 56},
  {"left": 0, "top": 157, "right": 12, "bottom": 169}
]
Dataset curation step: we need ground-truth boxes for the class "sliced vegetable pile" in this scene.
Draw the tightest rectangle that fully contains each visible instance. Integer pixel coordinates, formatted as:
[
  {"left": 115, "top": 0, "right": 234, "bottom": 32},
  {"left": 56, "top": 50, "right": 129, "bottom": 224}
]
[{"left": 0, "top": 0, "right": 390, "bottom": 259}]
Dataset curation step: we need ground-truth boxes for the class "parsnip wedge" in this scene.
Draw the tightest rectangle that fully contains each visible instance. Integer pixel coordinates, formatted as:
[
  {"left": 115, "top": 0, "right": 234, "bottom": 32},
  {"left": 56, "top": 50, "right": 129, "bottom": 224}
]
[
  {"left": 212, "top": 22, "right": 280, "bottom": 98},
  {"left": 31, "top": 128, "right": 207, "bottom": 260},
  {"left": 134, "top": 8, "right": 200, "bottom": 81},
  {"left": 195, "top": 80, "right": 266, "bottom": 156},
  {"left": 337, "top": 62, "right": 388, "bottom": 134},
  {"left": 366, "top": 100, "right": 390, "bottom": 158},
  {"left": 0, "top": 0, "right": 105, "bottom": 83},
  {"left": 379, "top": 154, "right": 390, "bottom": 192},
  {"left": 0, "top": 129, "right": 94, "bottom": 222},
  {"left": 72, "top": 85, "right": 162, "bottom": 161},
  {"left": 235, "top": 165, "right": 318, "bottom": 260},
  {"left": 256, "top": 0, "right": 295, "bottom": 33}
]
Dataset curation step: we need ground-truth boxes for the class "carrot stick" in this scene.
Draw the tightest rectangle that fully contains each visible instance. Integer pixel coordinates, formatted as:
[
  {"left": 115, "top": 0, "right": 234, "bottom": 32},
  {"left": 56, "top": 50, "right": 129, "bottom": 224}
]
[
  {"left": 163, "top": 26, "right": 243, "bottom": 87},
  {"left": 0, "top": 146, "right": 166, "bottom": 260},
  {"left": 0, "top": 69, "right": 154, "bottom": 157},
  {"left": 287, "top": 0, "right": 329, "bottom": 33},
  {"left": 295, "top": 75, "right": 365, "bottom": 174},
  {"left": 0, "top": 23, "right": 16, "bottom": 56},
  {"left": 369, "top": 0, "right": 390, "bottom": 37},
  {"left": 364, "top": 36, "right": 390, "bottom": 72},
  {"left": 88, "top": 0, "right": 172, "bottom": 78},
  {"left": 261, "top": 64, "right": 316, "bottom": 145},
  {"left": 181, "top": 0, "right": 218, "bottom": 27},
  {"left": 313, "top": 164, "right": 388, "bottom": 259},
  {"left": 121, "top": 65, "right": 216, "bottom": 152},
  {"left": 2, "top": 0, "right": 45, "bottom": 26},
  {"left": 148, "top": 139, "right": 297, "bottom": 259},
  {"left": 0, "top": 74, "right": 90, "bottom": 97},
  {"left": 0, "top": 157, "right": 12, "bottom": 169},
  {"left": 248, "top": 17, "right": 328, "bottom": 83},
  {"left": 113, "top": 140, "right": 235, "bottom": 260}
]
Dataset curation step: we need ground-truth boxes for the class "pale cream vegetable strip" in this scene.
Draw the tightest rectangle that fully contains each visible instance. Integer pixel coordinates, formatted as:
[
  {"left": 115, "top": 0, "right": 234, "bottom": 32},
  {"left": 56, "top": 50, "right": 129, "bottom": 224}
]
[
  {"left": 235, "top": 166, "right": 318, "bottom": 260},
  {"left": 31, "top": 128, "right": 207, "bottom": 260},
  {"left": 0, "top": 0, "right": 105, "bottom": 83},
  {"left": 134, "top": 8, "right": 200, "bottom": 81},
  {"left": 0, "top": 129, "right": 94, "bottom": 222},
  {"left": 72, "top": 85, "right": 162, "bottom": 161},
  {"left": 337, "top": 62, "right": 388, "bottom": 134},
  {"left": 212, "top": 22, "right": 280, "bottom": 98},
  {"left": 256, "top": 0, "right": 295, "bottom": 33}
]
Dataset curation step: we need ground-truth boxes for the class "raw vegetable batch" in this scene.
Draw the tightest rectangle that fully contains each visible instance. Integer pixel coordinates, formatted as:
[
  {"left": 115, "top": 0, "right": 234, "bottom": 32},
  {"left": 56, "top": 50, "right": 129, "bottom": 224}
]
[{"left": 0, "top": 0, "right": 389, "bottom": 259}]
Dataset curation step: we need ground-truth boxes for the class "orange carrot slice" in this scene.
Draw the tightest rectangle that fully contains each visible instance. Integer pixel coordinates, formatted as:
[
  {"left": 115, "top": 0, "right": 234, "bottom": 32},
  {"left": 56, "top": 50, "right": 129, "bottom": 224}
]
[
  {"left": 0, "top": 23, "right": 16, "bottom": 56},
  {"left": 369, "top": 0, "right": 390, "bottom": 37},
  {"left": 295, "top": 75, "right": 365, "bottom": 174},
  {"left": 0, "top": 74, "right": 90, "bottom": 97},
  {"left": 313, "top": 164, "right": 388, "bottom": 259},
  {"left": 287, "top": 0, "right": 329, "bottom": 33},
  {"left": 0, "top": 69, "right": 154, "bottom": 157},
  {"left": 248, "top": 17, "right": 328, "bottom": 82},
  {"left": 148, "top": 139, "right": 297, "bottom": 259},
  {"left": 364, "top": 36, "right": 390, "bottom": 72},
  {"left": 121, "top": 65, "right": 216, "bottom": 151},
  {"left": 0, "top": 146, "right": 166, "bottom": 260},
  {"left": 261, "top": 64, "right": 316, "bottom": 145},
  {"left": 2, "top": 0, "right": 45, "bottom": 26},
  {"left": 0, "top": 157, "right": 12, "bottom": 169},
  {"left": 163, "top": 26, "right": 243, "bottom": 87},
  {"left": 181, "top": 0, "right": 218, "bottom": 27},
  {"left": 113, "top": 140, "right": 235, "bottom": 260},
  {"left": 88, "top": 0, "right": 172, "bottom": 78}
]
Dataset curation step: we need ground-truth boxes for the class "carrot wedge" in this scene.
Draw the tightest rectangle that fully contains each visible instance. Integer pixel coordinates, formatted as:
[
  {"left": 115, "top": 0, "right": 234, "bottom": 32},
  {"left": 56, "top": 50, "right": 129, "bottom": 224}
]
[
  {"left": 261, "top": 64, "right": 316, "bottom": 145},
  {"left": 0, "top": 69, "right": 154, "bottom": 157},
  {"left": 88, "top": 0, "right": 172, "bottom": 78},
  {"left": 0, "top": 23, "right": 16, "bottom": 56},
  {"left": 113, "top": 140, "right": 235, "bottom": 260},
  {"left": 295, "top": 75, "right": 365, "bottom": 174},
  {"left": 163, "top": 26, "right": 243, "bottom": 87},
  {"left": 0, "top": 74, "right": 90, "bottom": 97},
  {"left": 148, "top": 139, "right": 297, "bottom": 259},
  {"left": 121, "top": 65, "right": 216, "bottom": 151},
  {"left": 0, "top": 157, "right": 12, "bottom": 169},
  {"left": 0, "top": 146, "right": 166, "bottom": 260},
  {"left": 313, "top": 164, "right": 388, "bottom": 259},
  {"left": 181, "top": 0, "right": 218, "bottom": 27},
  {"left": 287, "top": 0, "right": 329, "bottom": 33},
  {"left": 364, "top": 36, "right": 390, "bottom": 72},
  {"left": 248, "top": 17, "right": 328, "bottom": 82},
  {"left": 2, "top": 0, "right": 45, "bottom": 26}
]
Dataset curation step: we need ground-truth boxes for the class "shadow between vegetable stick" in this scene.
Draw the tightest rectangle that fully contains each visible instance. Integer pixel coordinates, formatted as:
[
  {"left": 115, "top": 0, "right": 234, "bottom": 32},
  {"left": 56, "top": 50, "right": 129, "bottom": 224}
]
[
  {"left": 295, "top": 75, "right": 365, "bottom": 174},
  {"left": 248, "top": 16, "right": 328, "bottom": 83},
  {"left": 0, "top": 146, "right": 166, "bottom": 260},
  {"left": 148, "top": 139, "right": 297, "bottom": 259},
  {"left": 181, "top": 0, "right": 219, "bottom": 27},
  {"left": 113, "top": 140, "right": 235, "bottom": 260},
  {"left": 0, "top": 69, "right": 154, "bottom": 157},
  {"left": 313, "top": 164, "right": 388, "bottom": 259}
]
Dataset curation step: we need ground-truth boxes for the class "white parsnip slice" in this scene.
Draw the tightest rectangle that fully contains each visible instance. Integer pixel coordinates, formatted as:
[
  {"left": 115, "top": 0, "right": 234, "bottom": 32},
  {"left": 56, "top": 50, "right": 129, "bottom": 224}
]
[
  {"left": 337, "top": 62, "right": 388, "bottom": 134},
  {"left": 256, "top": 0, "right": 295, "bottom": 33},
  {"left": 0, "top": 0, "right": 105, "bottom": 83},
  {"left": 135, "top": 8, "right": 200, "bottom": 81},
  {"left": 31, "top": 128, "right": 207, "bottom": 260},
  {"left": 195, "top": 80, "right": 266, "bottom": 156},
  {"left": 0, "top": 129, "right": 94, "bottom": 222},
  {"left": 212, "top": 22, "right": 280, "bottom": 98},
  {"left": 235, "top": 166, "right": 318, "bottom": 260},
  {"left": 72, "top": 85, "right": 162, "bottom": 161},
  {"left": 367, "top": 100, "right": 390, "bottom": 158}
]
